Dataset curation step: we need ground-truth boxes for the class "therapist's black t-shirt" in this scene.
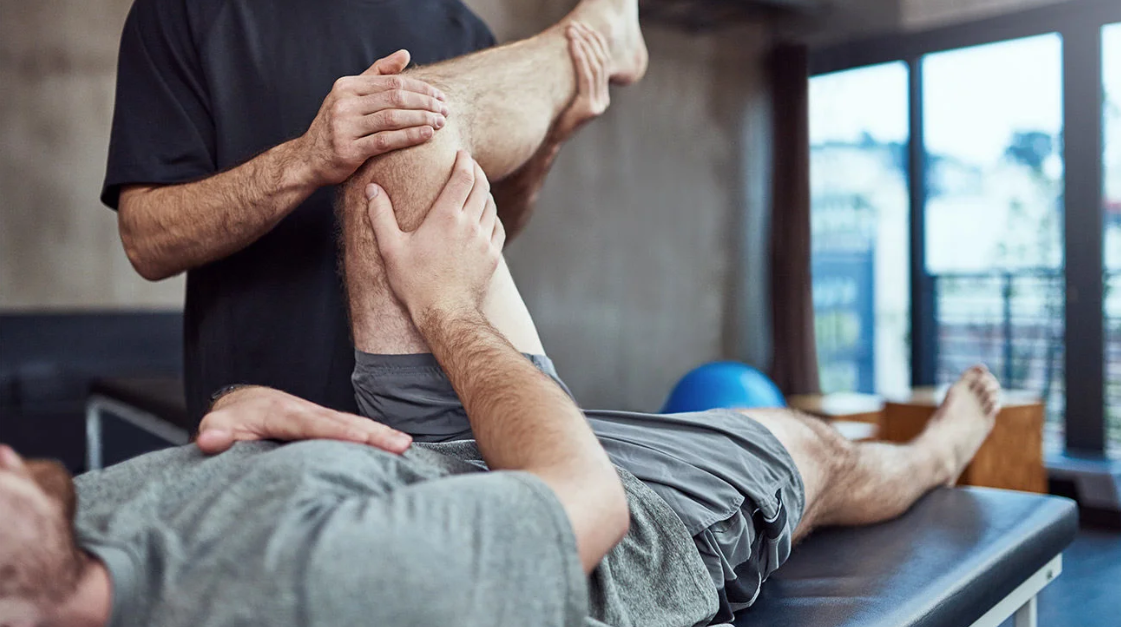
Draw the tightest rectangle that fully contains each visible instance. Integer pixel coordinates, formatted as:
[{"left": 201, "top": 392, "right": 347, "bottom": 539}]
[{"left": 102, "top": 0, "right": 496, "bottom": 423}]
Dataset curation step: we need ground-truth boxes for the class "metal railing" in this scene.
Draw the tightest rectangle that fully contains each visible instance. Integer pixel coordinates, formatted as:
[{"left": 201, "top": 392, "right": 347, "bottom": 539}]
[{"left": 932, "top": 270, "right": 1121, "bottom": 449}]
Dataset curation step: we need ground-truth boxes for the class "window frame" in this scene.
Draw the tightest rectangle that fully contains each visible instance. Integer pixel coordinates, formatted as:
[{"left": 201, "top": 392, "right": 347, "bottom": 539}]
[{"left": 809, "top": 0, "right": 1121, "bottom": 455}]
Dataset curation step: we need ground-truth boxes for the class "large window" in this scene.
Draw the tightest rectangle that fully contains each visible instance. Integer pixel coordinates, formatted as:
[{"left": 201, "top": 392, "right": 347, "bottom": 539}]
[
  {"left": 923, "top": 35, "right": 1066, "bottom": 425},
  {"left": 1104, "top": 23, "right": 1121, "bottom": 455},
  {"left": 809, "top": 63, "right": 911, "bottom": 395},
  {"left": 810, "top": 2, "right": 1121, "bottom": 458}
]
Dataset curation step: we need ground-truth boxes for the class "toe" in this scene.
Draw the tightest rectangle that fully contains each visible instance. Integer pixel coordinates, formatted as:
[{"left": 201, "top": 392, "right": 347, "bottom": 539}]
[
  {"left": 969, "top": 377, "right": 984, "bottom": 393},
  {"left": 962, "top": 366, "right": 984, "bottom": 388}
]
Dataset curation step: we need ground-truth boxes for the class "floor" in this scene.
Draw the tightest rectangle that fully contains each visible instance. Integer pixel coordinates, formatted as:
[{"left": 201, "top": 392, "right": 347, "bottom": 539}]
[{"left": 999, "top": 525, "right": 1121, "bottom": 626}]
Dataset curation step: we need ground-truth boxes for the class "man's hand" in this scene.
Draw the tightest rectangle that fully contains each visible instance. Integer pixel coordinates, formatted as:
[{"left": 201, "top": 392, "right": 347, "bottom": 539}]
[
  {"left": 367, "top": 150, "right": 506, "bottom": 321},
  {"left": 196, "top": 386, "right": 413, "bottom": 455},
  {"left": 552, "top": 22, "right": 611, "bottom": 143},
  {"left": 297, "top": 50, "right": 451, "bottom": 186},
  {"left": 490, "top": 22, "right": 611, "bottom": 240}
]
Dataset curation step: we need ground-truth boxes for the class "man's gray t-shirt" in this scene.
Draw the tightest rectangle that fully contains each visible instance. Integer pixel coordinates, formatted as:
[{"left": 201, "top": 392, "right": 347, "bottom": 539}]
[{"left": 74, "top": 441, "right": 718, "bottom": 627}]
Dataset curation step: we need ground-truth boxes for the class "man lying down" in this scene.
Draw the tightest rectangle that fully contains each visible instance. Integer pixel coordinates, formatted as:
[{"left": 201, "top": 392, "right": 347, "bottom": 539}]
[
  {"left": 2, "top": 10, "right": 1005, "bottom": 624},
  {"left": 1, "top": 157, "right": 1003, "bottom": 627}
]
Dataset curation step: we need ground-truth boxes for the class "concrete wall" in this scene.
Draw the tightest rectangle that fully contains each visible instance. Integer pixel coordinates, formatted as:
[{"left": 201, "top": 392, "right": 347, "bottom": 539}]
[
  {"left": 0, "top": 0, "right": 186, "bottom": 311},
  {"left": 0, "top": 0, "right": 772, "bottom": 410}
]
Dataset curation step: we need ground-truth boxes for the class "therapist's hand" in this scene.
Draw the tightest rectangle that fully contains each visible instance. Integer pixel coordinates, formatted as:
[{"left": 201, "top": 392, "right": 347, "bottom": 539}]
[
  {"left": 551, "top": 22, "right": 611, "bottom": 143},
  {"left": 366, "top": 150, "right": 505, "bottom": 322},
  {"left": 297, "top": 49, "right": 451, "bottom": 187},
  {"left": 196, "top": 386, "right": 412, "bottom": 455}
]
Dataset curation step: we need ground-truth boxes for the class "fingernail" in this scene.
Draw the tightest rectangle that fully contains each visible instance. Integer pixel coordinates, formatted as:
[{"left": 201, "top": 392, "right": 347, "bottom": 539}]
[
  {"left": 435, "top": 116, "right": 445, "bottom": 129},
  {"left": 394, "top": 433, "right": 412, "bottom": 449},
  {"left": 366, "top": 183, "right": 380, "bottom": 199},
  {"left": 441, "top": 105, "right": 450, "bottom": 117},
  {"left": 436, "top": 90, "right": 447, "bottom": 102}
]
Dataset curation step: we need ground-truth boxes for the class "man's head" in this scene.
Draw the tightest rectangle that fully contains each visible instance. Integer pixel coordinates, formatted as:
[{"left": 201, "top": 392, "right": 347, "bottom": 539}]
[{"left": 0, "top": 444, "right": 87, "bottom": 625}]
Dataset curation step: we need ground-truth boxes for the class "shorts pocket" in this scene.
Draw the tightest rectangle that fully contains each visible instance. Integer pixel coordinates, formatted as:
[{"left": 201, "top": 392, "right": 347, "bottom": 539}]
[{"left": 750, "top": 489, "right": 791, "bottom": 580}]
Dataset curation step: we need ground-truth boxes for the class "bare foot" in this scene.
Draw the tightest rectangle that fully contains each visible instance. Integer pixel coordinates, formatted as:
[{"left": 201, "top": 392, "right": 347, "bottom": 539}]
[
  {"left": 917, "top": 366, "right": 1002, "bottom": 486},
  {"left": 566, "top": 0, "right": 648, "bottom": 85}
]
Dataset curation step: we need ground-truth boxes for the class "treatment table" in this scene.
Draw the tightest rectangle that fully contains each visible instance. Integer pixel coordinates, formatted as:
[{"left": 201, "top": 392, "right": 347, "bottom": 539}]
[
  {"left": 735, "top": 487, "right": 1077, "bottom": 627},
  {"left": 83, "top": 379, "right": 1078, "bottom": 627}
]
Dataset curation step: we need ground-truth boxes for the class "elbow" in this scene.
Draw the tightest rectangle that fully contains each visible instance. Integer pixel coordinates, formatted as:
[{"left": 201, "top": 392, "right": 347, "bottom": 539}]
[
  {"left": 579, "top": 473, "right": 630, "bottom": 573},
  {"left": 119, "top": 219, "right": 174, "bottom": 282},
  {"left": 604, "top": 476, "right": 631, "bottom": 545}
]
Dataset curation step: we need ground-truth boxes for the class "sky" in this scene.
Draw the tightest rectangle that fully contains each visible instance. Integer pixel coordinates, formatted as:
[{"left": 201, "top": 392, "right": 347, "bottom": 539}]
[
  {"left": 810, "top": 61, "right": 909, "bottom": 146},
  {"left": 1106, "top": 23, "right": 1121, "bottom": 107},
  {"left": 1106, "top": 23, "right": 1120, "bottom": 205},
  {"left": 810, "top": 33, "right": 1064, "bottom": 166}
]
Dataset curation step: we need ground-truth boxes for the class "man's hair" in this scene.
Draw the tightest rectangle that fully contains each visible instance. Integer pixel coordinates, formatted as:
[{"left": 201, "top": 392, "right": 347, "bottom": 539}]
[{"left": 0, "top": 460, "right": 87, "bottom": 608}]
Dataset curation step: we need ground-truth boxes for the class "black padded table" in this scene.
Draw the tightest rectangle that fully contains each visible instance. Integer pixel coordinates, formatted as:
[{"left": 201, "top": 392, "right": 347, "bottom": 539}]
[{"left": 734, "top": 487, "right": 1078, "bottom": 627}]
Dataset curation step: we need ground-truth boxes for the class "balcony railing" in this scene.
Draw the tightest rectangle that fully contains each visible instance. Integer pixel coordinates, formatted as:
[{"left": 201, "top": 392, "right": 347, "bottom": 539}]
[{"left": 932, "top": 270, "right": 1121, "bottom": 450}]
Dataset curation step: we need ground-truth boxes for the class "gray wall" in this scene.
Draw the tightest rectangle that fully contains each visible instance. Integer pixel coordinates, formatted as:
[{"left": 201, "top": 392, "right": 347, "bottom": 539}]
[
  {"left": 0, "top": 0, "right": 773, "bottom": 410},
  {"left": 0, "top": 0, "right": 186, "bottom": 310}
]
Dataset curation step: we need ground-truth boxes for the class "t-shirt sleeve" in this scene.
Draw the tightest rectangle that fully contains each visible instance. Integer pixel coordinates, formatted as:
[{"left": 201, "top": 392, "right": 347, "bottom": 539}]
[
  {"left": 473, "top": 20, "right": 498, "bottom": 51},
  {"left": 101, "top": 0, "right": 217, "bottom": 209},
  {"left": 305, "top": 471, "right": 588, "bottom": 627}
]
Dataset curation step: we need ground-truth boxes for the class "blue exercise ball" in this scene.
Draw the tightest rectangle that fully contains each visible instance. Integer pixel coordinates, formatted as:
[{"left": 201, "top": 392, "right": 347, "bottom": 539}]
[{"left": 661, "top": 361, "right": 786, "bottom": 414}]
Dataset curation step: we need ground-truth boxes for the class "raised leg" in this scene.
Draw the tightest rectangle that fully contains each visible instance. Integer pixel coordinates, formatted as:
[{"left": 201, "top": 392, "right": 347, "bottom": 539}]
[
  {"left": 339, "top": 0, "right": 647, "bottom": 356},
  {"left": 745, "top": 366, "right": 1002, "bottom": 539}
]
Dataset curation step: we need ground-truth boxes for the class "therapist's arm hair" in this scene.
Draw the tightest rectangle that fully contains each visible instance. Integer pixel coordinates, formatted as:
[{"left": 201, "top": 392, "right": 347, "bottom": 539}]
[
  {"left": 117, "top": 51, "right": 447, "bottom": 281},
  {"left": 118, "top": 141, "right": 314, "bottom": 281}
]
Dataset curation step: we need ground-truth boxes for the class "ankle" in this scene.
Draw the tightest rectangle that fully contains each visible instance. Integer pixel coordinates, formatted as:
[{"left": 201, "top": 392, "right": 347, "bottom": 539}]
[{"left": 913, "top": 433, "right": 957, "bottom": 486}]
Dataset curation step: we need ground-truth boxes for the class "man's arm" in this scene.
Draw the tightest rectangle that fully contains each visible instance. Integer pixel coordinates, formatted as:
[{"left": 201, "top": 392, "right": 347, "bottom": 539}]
[
  {"left": 367, "top": 152, "right": 629, "bottom": 573},
  {"left": 418, "top": 307, "right": 629, "bottom": 573},
  {"left": 118, "top": 50, "right": 450, "bottom": 281},
  {"left": 490, "top": 22, "right": 611, "bottom": 241}
]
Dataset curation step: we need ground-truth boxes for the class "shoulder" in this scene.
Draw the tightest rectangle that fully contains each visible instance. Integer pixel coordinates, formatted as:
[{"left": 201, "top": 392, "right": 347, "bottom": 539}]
[
  {"left": 123, "top": 0, "right": 232, "bottom": 43},
  {"left": 426, "top": 0, "right": 498, "bottom": 50}
]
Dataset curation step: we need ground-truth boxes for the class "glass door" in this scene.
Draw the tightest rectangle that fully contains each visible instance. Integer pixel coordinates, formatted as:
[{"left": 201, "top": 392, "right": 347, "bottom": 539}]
[
  {"left": 809, "top": 63, "right": 911, "bottom": 394},
  {"left": 1103, "top": 23, "right": 1121, "bottom": 455},
  {"left": 922, "top": 34, "right": 1066, "bottom": 425}
]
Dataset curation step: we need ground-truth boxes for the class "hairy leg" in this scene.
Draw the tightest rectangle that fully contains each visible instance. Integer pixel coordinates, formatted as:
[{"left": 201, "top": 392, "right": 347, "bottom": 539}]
[
  {"left": 341, "top": 0, "right": 647, "bottom": 355},
  {"left": 745, "top": 367, "right": 1001, "bottom": 540}
]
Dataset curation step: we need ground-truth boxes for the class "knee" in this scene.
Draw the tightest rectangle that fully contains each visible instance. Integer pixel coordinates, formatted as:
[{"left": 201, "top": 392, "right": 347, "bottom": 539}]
[
  {"left": 807, "top": 419, "right": 857, "bottom": 477},
  {"left": 340, "top": 126, "right": 465, "bottom": 233}
]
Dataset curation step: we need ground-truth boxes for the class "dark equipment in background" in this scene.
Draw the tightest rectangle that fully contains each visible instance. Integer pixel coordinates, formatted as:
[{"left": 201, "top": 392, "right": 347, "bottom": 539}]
[{"left": 0, "top": 312, "right": 184, "bottom": 472}]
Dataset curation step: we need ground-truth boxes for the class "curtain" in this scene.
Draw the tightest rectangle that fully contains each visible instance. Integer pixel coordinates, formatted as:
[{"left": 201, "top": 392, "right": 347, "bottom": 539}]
[{"left": 768, "top": 43, "right": 821, "bottom": 396}]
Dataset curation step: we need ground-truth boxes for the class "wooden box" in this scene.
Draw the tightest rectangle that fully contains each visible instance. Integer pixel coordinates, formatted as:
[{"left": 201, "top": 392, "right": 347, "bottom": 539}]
[{"left": 882, "top": 388, "right": 1047, "bottom": 494}]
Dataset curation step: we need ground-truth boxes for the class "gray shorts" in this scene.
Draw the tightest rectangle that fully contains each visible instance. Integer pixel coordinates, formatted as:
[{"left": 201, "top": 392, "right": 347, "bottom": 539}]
[{"left": 353, "top": 352, "right": 805, "bottom": 620}]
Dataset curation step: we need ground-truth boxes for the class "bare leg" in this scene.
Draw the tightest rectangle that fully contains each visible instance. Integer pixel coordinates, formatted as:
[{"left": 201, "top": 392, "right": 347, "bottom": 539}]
[
  {"left": 744, "top": 366, "right": 1002, "bottom": 540},
  {"left": 340, "top": 0, "right": 647, "bottom": 355}
]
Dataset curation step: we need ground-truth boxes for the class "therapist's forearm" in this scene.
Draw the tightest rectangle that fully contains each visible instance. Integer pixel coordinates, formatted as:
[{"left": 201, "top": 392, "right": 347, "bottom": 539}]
[
  {"left": 117, "top": 137, "right": 318, "bottom": 281},
  {"left": 416, "top": 305, "right": 629, "bottom": 573}
]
